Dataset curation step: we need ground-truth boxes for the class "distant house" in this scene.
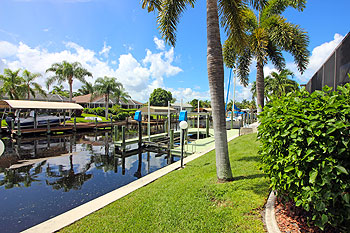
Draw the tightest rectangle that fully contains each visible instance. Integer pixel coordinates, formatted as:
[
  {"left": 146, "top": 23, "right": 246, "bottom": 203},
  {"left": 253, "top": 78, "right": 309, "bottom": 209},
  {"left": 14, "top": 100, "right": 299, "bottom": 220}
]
[
  {"left": 72, "top": 94, "right": 143, "bottom": 109},
  {"left": 0, "top": 92, "right": 70, "bottom": 102},
  {"left": 194, "top": 107, "right": 212, "bottom": 113},
  {"left": 171, "top": 102, "right": 193, "bottom": 112}
]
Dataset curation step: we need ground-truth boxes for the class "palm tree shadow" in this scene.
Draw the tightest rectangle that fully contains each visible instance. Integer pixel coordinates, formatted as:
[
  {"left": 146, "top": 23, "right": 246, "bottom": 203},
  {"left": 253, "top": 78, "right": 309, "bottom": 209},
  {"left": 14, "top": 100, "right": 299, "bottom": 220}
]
[
  {"left": 237, "top": 156, "right": 261, "bottom": 162},
  {"left": 232, "top": 173, "right": 266, "bottom": 181}
]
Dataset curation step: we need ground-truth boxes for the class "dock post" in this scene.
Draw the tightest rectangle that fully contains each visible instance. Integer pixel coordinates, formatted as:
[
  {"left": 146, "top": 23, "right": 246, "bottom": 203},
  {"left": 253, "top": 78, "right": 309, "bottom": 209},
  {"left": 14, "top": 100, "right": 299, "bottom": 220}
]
[
  {"left": 170, "top": 129, "right": 174, "bottom": 149},
  {"left": 206, "top": 115, "right": 209, "bottom": 137},
  {"left": 63, "top": 111, "right": 66, "bottom": 126},
  {"left": 110, "top": 116, "right": 113, "bottom": 129},
  {"left": 73, "top": 115, "right": 77, "bottom": 132},
  {"left": 122, "top": 126, "right": 126, "bottom": 152},
  {"left": 114, "top": 125, "right": 118, "bottom": 140},
  {"left": 34, "top": 111, "right": 37, "bottom": 129},
  {"left": 231, "top": 109, "right": 233, "bottom": 129},
  {"left": 11, "top": 119, "right": 14, "bottom": 134},
  {"left": 95, "top": 118, "right": 98, "bottom": 130},
  {"left": 138, "top": 121, "right": 142, "bottom": 149},
  {"left": 17, "top": 118, "right": 21, "bottom": 137},
  {"left": 47, "top": 120, "right": 51, "bottom": 134}
]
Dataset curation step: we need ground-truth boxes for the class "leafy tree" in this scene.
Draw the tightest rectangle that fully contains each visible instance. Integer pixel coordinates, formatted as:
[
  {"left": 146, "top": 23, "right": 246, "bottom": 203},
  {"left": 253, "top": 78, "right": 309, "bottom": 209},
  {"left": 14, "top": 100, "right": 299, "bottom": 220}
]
[
  {"left": 189, "top": 99, "right": 203, "bottom": 109},
  {"left": 22, "top": 69, "right": 46, "bottom": 100},
  {"left": 223, "top": 0, "right": 309, "bottom": 112},
  {"left": 46, "top": 61, "right": 92, "bottom": 102},
  {"left": 141, "top": 0, "right": 265, "bottom": 181},
  {"left": 0, "top": 68, "right": 26, "bottom": 99},
  {"left": 149, "top": 88, "right": 173, "bottom": 107},
  {"left": 94, "top": 76, "right": 123, "bottom": 119}
]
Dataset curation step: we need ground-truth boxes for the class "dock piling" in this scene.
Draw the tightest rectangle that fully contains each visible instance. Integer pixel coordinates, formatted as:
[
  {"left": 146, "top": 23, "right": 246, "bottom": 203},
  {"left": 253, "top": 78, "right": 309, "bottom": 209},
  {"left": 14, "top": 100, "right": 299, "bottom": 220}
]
[
  {"left": 114, "top": 125, "right": 118, "bottom": 140},
  {"left": 138, "top": 121, "right": 142, "bottom": 148},
  {"left": 170, "top": 129, "right": 174, "bottom": 149},
  {"left": 17, "top": 118, "right": 21, "bottom": 137},
  {"left": 47, "top": 120, "right": 51, "bottom": 134},
  {"left": 206, "top": 115, "right": 209, "bottom": 137},
  {"left": 73, "top": 115, "right": 77, "bottom": 132},
  {"left": 122, "top": 126, "right": 126, "bottom": 152}
]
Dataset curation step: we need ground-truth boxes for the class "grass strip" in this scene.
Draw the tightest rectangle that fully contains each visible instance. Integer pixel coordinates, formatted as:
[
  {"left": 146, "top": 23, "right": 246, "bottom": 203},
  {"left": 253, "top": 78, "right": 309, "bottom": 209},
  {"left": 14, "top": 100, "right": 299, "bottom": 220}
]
[{"left": 61, "top": 133, "right": 269, "bottom": 233}]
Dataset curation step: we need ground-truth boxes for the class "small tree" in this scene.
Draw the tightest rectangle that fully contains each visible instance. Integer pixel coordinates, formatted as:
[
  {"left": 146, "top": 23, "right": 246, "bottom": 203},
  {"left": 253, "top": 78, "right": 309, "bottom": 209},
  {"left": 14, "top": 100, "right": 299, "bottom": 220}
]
[{"left": 149, "top": 88, "right": 172, "bottom": 106}]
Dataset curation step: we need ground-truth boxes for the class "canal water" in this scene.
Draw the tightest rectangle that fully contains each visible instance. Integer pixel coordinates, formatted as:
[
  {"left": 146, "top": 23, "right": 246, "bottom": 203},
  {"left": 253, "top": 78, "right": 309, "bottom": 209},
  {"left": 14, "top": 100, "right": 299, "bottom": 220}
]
[{"left": 0, "top": 130, "right": 178, "bottom": 233}]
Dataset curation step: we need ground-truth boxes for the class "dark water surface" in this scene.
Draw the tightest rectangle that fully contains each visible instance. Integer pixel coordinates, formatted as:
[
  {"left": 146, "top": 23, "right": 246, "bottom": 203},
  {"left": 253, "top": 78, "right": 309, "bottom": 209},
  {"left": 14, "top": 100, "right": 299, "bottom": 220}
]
[{"left": 0, "top": 131, "right": 177, "bottom": 233}]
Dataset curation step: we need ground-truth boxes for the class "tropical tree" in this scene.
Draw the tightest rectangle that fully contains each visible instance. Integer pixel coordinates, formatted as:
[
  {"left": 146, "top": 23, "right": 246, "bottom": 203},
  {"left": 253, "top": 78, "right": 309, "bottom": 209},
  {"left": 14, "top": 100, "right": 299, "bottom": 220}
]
[
  {"left": 114, "top": 87, "right": 131, "bottom": 106},
  {"left": 223, "top": 0, "right": 309, "bottom": 113},
  {"left": 251, "top": 69, "right": 299, "bottom": 101},
  {"left": 49, "top": 84, "right": 70, "bottom": 98},
  {"left": 0, "top": 68, "right": 26, "bottom": 99},
  {"left": 46, "top": 61, "right": 92, "bottom": 102},
  {"left": 149, "top": 88, "right": 172, "bottom": 107},
  {"left": 94, "top": 76, "right": 123, "bottom": 119},
  {"left": 22, "top": 69, "right": 46, "bottom": 100},
  {"left": 140, "top": 0, "right": 265, "bottom": 181},
  {"left": 77, "top": 82, "right": 94, "bottom": 96}
]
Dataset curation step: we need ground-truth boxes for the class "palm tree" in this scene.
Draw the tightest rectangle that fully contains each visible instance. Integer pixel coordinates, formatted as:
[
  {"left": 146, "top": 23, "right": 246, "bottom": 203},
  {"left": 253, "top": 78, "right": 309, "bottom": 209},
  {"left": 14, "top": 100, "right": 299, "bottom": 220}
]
[
  {"left": 114, "top": 87, "right": 130, "bottom": 106},
  {"left": 94, "top": 76, "right": 123, "bottom": 119},
  {"left": 46, "top": 61, "right": 92, "bottom": 102},
  {"left": 77, "top": 82, "right": 94, "bottom": 96},
  {"left": 140, "top": 0, "right": 265, "bottom": 181},
  {"left": 267, "top": 69, "right": 299, "bottom": 97},
  {"left": 22, "top": 69, "right": 46, "bottom": 100},
  {"left": 0, "top": 68, "right": 26, "bottom": 99},
  {"left": 223, "top": 0, "right": 309, "bottom": 113}
]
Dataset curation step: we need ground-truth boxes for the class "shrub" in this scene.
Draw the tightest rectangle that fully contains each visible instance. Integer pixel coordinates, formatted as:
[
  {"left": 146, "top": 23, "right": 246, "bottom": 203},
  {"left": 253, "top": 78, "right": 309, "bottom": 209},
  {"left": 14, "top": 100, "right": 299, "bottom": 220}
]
[
  {"left": 95, "top": 107, "right": 105, "bottom": 116},
  {"left": 258, "top": 85, "right": 350, "bottom": 230}
]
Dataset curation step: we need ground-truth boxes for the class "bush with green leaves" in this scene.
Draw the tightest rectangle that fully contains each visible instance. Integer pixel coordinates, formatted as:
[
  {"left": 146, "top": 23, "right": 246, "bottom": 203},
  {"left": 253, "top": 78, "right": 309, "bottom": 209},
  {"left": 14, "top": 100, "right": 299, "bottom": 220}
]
[{"left": 258, "top": 84, "right": 350, "bottom": 230}]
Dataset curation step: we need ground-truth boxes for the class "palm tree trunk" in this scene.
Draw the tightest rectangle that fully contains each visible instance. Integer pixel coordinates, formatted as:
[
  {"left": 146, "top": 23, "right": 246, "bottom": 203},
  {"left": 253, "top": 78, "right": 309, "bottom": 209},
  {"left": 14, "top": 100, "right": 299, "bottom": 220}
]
[
  {"left": 105, "top": 94, "right": 109, "bottom": 120},
  {"left": 207, "top": 0, "right": 233, "bottom": 182},
  {"left": 69, "top": 77, "right": 73, "bottom": 103},
  {"left": 256, "top": 62, "right": 264, "bottom": 113}
]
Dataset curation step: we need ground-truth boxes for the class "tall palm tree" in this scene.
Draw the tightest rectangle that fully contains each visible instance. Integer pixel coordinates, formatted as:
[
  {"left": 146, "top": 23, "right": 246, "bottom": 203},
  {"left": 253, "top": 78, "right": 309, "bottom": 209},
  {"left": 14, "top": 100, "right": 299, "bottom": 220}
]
[
  {"left": 140, "top": 0, "right": 265, "bottom": 181},
  {"left": 114, "top": 87, "right": 131, "bottom": 106},
  {"left": 0, "top": 68, "right": 26, "bottom": 100},
  {"left": 46, "top": 61, "right": 92, "bottom": 102},
  {"left": 22, "top": 69, "right": 46, "bottom": 100},
  {"left": 94, "top": 76, "right": 123, "bottom": 119},
  {"left": 223, "top": 0, "right": 309, "bottom": 113}
]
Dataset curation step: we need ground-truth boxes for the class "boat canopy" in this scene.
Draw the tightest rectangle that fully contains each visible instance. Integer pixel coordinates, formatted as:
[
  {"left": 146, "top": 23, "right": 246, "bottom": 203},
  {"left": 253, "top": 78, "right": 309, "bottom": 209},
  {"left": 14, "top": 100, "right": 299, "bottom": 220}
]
[{"left": 0, "top": 100, "right": 83, "bottom": 110}]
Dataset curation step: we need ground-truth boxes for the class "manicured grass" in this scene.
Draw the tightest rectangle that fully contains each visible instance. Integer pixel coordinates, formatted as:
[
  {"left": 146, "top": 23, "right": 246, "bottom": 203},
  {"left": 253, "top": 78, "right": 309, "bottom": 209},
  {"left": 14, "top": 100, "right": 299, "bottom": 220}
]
[
  {"left": 66, "top": 113, "right": 108, "bottom": 123},
  {"left": 61, "top": 133, "right": 269, "bottom": 233}
]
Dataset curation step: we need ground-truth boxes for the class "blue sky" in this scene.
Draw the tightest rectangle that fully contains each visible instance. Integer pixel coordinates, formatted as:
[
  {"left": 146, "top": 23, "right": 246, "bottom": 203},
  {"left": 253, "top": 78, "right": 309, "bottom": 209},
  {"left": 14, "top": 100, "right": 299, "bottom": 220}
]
[{"left": 0, "top": 0, "right": 349, "bottom": 103}]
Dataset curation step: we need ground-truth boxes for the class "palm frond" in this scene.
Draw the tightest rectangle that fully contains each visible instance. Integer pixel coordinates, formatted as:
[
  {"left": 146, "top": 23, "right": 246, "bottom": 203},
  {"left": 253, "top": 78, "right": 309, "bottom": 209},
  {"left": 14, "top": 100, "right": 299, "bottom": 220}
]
[
  {"left": 266, "top": 41, "right": 285, "bottom": 71},
  {"left": 261, "top": 0, "right": 306, "bottom": 21},
  {"left": 268, "top": 15, "right": 309, "bottom": 73},
  {"left": 141, "top": 0, "right": 162, "bottom": 12},
  {"left": 219, "top": 0, "right": 246, "bottom": 45},
  {"left": 236, "top": 48, "right": 252, "bottom": 87},
  {"left": 157, "top": 0, "right": 195, "bottom": 46}
]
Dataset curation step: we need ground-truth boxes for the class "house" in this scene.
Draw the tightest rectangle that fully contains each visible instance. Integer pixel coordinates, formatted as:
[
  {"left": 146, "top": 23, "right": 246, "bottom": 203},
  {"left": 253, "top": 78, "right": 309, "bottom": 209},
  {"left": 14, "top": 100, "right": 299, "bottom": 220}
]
[
  {"left": 171, "top": 102, "right": 193, "bottom": 112},
  {"left": 0, "top": 92, "right": 69, "bottom": 102},
  {"left": 72, "top": 94, "right": 143, "bottom": 109}
]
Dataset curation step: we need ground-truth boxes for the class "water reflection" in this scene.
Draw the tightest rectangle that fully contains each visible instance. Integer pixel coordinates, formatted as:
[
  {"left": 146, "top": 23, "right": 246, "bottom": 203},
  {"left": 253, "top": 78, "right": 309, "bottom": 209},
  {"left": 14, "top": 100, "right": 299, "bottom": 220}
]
[{"left": 0, "top": 130, "right": 178, "bottom": 233}]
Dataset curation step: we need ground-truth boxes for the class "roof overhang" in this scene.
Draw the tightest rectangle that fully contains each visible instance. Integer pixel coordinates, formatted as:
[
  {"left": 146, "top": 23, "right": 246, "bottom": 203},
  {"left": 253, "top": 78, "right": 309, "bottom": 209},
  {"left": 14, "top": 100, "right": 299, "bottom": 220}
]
[{"left": 0, "top": 100, "right": 83, "bottom": 110}]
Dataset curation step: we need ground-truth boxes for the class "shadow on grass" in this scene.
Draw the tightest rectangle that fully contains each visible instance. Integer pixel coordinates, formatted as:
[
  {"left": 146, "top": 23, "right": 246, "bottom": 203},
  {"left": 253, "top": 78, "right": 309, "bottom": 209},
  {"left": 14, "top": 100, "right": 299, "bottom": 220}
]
[
  {"left": 232, "top": 173, "right": 266, "bottom": 181},
  {"left": 237, "top": 156, "right": 261, "bottom": 162}
]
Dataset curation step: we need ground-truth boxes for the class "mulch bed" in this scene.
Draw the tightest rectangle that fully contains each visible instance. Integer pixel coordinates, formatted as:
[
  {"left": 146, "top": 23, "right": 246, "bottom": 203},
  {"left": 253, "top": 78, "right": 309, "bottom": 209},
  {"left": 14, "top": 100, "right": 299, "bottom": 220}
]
[{"left": 274, "top": 197, "right": 340, "bottom": 233}]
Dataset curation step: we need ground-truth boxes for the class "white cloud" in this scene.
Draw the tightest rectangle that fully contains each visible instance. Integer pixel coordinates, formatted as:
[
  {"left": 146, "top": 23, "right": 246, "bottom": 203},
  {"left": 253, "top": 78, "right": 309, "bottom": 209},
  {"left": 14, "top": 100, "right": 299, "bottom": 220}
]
[
  {"left": 99, "top": 41, "right": 111, "bottom": 58},
  {"left": 153, "top": 37, "right": 165, "bottom": 50},
  {"left": 168, "top": 87, "right": 210, "bottom": 103},
  {"left": 288, "top": 33, "right": 344, "bottom": 83},
  {"left": 0, "top": 41, "right": 18, "bottom": 57},
  {"left": 0, "top": 39, "right": 184, "bottom": 102}
]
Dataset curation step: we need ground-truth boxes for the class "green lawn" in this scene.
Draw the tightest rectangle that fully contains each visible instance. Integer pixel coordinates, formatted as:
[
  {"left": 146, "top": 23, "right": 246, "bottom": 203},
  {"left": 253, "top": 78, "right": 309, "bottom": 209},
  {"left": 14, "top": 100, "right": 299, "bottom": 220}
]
[
  {"left": 66, "top": 113, "right": 109, "bottom": 123},
  {"left": 62, "top": 133, "right": 270, "bottom": 232}
]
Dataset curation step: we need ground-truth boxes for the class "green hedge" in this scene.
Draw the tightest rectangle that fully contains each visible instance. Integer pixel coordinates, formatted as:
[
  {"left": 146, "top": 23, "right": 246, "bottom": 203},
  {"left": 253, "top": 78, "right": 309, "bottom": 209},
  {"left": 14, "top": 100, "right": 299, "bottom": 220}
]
[{"left": 258, "top": 85, "right": 350, "bottom": 231}]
